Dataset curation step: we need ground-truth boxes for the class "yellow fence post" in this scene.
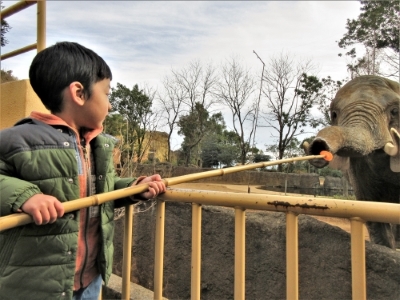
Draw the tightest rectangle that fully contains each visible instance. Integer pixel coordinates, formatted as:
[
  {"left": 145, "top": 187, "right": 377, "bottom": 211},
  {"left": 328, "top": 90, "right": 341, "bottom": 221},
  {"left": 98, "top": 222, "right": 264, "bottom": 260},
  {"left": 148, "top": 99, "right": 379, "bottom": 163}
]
[
  {"left": 350, "top": 218, "right": 366, "bottom": 300},
  {"left": 154, "top": 200, "right": 166, "bottom": 300},
  {"left": 37, "top": 0, "right": 46, "bottom": 52},
  {"left": 191, "top": 203, "right": 202, "bottom": 300},
  {"left": 286, "top": 211, "right": 299, "bottom": 300},
  {"left": 121, "top": 204, "right": 134, "bottom": 300},
  {"left": 234, "top": 207, "right": 246, "bottom": 300}
]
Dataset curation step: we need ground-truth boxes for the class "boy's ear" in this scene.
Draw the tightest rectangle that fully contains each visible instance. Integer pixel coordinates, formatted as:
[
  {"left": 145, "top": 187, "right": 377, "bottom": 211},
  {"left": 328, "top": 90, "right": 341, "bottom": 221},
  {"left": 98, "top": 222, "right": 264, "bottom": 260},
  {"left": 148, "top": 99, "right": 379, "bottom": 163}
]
[{"left": 68, "top": 82, "right": 86, "bottom": 106}]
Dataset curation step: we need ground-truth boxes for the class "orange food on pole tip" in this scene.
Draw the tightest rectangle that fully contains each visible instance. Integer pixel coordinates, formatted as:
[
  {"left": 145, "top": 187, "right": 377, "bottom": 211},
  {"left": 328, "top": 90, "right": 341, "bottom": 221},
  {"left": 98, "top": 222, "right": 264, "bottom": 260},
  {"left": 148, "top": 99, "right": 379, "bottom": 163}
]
[{"left": 320, "top": 150, "right": 333, "bottom": 161}]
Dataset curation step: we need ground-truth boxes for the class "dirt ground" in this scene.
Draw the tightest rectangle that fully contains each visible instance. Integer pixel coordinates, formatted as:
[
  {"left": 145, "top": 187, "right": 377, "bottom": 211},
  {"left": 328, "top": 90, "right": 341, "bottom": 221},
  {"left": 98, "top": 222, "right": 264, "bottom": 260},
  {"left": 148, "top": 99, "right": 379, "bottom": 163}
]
[{"left": 172, "top": 182, "right": 370, "bottom": 241}]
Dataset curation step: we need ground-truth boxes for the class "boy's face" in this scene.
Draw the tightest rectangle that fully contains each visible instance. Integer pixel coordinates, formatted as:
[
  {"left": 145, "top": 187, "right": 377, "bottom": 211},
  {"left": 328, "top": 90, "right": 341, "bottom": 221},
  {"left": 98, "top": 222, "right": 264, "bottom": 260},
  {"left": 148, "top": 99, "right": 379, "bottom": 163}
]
[{"left": 81, "top": 78, "right": 111, "bottom": 130}]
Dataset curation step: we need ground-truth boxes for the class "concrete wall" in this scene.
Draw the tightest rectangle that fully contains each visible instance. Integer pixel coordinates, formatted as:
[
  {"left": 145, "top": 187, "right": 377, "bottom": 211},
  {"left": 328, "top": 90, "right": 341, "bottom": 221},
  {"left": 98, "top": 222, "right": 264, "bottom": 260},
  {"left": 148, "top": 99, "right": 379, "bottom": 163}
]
[{"left": 0, "top": 80, "right": 49, "bottom": 129}]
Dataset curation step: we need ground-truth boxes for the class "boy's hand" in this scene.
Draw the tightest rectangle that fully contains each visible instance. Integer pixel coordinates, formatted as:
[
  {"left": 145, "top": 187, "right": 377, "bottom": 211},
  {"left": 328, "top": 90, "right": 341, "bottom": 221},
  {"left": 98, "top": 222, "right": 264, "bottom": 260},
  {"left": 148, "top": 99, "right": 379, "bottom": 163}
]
[
  {"left": 20, "top": 194, "right": 65, "bottom": 225},
  {"left": 133, "top": 174, "right": 166, "bottom": 200}
]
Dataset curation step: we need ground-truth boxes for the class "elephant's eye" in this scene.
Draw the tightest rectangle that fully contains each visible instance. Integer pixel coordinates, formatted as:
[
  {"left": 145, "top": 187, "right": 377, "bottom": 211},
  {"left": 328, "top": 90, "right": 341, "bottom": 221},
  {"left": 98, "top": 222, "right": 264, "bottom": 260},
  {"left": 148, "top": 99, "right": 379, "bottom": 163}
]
[
  {"left": 331, "top": 111, "right": 337, "bottom": 122},
  {"left": 390, "top": 107, "right": 399, "bottom": 118}
]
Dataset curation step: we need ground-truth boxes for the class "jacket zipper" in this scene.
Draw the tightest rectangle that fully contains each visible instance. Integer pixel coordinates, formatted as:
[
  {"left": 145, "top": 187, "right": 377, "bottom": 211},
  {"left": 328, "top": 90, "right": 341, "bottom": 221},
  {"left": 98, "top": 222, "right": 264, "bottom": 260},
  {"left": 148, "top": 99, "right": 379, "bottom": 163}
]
[{"left": 80, "top": 142, "right": 91, "bottom": 288}]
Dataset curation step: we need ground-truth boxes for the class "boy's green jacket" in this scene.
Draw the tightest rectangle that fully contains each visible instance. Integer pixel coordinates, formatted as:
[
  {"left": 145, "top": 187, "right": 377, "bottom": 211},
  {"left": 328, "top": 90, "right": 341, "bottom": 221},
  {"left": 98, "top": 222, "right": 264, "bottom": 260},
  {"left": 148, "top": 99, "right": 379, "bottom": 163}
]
[{"left": 0, "top": 118, "right": 135, "bottom": 299}]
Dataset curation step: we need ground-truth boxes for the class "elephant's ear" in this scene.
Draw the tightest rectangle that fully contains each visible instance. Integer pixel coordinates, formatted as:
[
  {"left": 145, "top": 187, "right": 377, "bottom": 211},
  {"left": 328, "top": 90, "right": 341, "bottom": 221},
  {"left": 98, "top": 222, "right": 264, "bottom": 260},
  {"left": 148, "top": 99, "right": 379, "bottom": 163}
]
[
  {"left": 383, "top": 77, "right": 400, "bottom": 171},
  {"left": 329, "top": 155, "right": 349, "bottom": 172},
  {"left": 390, "top": 128, "right": 400, "bottom": 172}
]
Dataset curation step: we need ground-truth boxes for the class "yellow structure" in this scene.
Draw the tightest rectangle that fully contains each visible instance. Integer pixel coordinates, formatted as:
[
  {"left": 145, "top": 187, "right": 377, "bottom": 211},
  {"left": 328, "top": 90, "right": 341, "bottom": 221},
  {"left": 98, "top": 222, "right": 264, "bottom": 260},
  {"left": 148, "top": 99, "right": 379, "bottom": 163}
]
[
  {"left": 0, "top": 80, "right": 49, "bottom": 129},
  {"left": 0, "top": 1, "right": 46, "bottom": 61},
  {"left": 1, "top": 0, "right": 48, "bottom": 130}
]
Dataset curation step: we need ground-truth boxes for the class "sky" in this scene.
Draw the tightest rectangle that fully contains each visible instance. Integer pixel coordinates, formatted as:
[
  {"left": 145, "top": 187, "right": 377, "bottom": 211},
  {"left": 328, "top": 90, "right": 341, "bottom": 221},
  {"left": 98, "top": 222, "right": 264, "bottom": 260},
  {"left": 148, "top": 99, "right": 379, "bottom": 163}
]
[{"left": 1, "top": 1, "right": 362, "bottom": 152}]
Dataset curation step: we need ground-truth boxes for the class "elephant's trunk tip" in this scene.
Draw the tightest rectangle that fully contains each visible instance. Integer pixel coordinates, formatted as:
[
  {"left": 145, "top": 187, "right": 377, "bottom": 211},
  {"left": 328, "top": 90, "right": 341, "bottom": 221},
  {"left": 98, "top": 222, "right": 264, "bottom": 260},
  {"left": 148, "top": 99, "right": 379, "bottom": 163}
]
[
  {"left": 302, "top": 138, "right": 331, "bottom": 168},
  {"left": 309, "top": 138, "right": 332, "bottom": 156}
]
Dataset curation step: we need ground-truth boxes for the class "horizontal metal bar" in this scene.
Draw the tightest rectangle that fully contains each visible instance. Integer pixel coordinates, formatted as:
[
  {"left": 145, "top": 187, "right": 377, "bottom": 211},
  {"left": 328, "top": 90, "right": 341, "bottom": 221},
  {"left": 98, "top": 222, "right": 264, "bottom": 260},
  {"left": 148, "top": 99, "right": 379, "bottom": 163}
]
[
  {"left": 159, "top": 189, "right": 400, "bottom": 224},
  {"left": 0, "top": 0, "right": 37, "bottom": 20},
  {"left": 0, "top": 43, "right": 37, "bottom": 60}
]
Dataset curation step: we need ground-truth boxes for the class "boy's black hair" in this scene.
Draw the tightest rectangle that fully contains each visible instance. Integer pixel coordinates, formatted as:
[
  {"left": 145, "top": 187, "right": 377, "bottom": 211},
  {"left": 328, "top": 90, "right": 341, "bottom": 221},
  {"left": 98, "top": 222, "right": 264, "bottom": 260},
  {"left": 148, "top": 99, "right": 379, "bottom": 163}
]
[{"left": 29, "top": 41, "right": 112, "bottom": 113}]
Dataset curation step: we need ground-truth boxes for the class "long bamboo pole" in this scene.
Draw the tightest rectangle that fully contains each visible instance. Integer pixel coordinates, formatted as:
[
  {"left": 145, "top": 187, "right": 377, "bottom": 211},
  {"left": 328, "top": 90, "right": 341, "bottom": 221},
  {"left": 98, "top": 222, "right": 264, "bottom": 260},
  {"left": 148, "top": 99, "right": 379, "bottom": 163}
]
[
  {"left": 0, "top": 155, "right": 328, "bottom": 232},
  {"left": 162, "top": 155, "right": 327, "bottom": 186}
]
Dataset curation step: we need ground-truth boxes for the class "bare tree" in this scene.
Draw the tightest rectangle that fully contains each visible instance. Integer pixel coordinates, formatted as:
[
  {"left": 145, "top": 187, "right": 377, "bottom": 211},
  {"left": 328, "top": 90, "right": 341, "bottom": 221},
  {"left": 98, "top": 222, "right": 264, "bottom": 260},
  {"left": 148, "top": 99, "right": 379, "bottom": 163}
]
[
  {"left": 157, "top": 60, "right": 218, "bottom": 165},
  {"left": 171, "top": 60, "right": 219, "bottom": 165},
  {"left": 379, "top": 49, "right": 399, "bottom": 79},
  {"left": 128, "top": 85, "right": 160, "bottom": 165},
  {"left": 216, "top": 57, "right": 257, "bottom": 165},
  {"left": 345, "top": 47, "right": 383, "bottom": 79},
  {"left": 172, "top": 59, "right": 218, "bottom": 112},
  {"left": 260, "top": 52, "right": 322, "bottom": 171},
  {"left": 157, "top": 75, "right": 187, "bottom": 162},
  {"left": 252, "top": 50, "right": 265, "bottom": 150}
]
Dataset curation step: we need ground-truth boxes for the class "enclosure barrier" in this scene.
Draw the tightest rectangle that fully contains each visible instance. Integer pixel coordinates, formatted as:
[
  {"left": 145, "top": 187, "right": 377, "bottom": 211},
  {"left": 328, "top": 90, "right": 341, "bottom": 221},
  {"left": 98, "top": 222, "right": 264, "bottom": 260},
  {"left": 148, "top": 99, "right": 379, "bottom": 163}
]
[
  {"left": 156, "top": 189, "right": 400, "bottom": 300},
  {"left": 1, "top": 154, "right": 399, "bottom": 300},
  {"left": 0, "top": 0, "right": 46, "bottom": 60}
]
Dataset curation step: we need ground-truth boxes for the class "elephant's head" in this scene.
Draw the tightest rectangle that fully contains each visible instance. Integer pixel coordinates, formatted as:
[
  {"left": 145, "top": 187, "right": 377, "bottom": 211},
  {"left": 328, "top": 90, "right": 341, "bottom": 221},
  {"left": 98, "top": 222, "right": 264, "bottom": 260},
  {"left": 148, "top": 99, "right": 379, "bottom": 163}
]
[{"left": 304, "top": 75, "right": 400, "bottom": 173}]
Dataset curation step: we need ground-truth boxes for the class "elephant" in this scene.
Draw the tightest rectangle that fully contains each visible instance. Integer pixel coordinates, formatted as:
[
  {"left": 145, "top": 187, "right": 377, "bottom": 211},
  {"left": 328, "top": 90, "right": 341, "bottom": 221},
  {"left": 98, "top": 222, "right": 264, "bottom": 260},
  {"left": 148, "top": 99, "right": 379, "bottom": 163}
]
[{"left": 303, "top": 75, "right": 400, "bottom": 249}]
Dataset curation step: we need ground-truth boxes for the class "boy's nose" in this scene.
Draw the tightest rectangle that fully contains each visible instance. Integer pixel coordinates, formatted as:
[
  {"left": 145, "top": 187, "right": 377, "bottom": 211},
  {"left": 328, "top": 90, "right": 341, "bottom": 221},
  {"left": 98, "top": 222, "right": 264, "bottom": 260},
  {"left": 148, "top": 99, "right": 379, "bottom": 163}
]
[{"left": 108, "top": 102, "right": 112, "bottom": 111}]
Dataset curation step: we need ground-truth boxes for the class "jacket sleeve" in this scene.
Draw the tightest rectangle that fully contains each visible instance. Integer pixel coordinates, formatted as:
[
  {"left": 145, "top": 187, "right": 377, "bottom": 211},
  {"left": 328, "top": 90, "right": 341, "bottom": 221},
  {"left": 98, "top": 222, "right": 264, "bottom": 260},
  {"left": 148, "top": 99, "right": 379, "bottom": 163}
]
[
  {"left": 114, "top": 176, "right": 137, "bottom": 191},
  {"left": 113, "top": 175, "right": 138, "bottom": 208},
  {"left": 0, "top": 173, "right": 42, "bottom": 216},
  {"left": 0, "top": 124, "right": 43, "bottom": 216}
]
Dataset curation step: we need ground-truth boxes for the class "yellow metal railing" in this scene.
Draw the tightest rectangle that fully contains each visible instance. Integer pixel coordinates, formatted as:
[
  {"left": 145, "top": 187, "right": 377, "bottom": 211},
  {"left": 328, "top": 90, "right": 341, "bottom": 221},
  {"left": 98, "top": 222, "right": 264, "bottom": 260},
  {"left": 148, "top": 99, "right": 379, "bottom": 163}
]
[
  {"left": 0, "top": 0, "right": 46, "bottom": 60},
  {"left": 156, "top": 188, "right": 400, "bottom": 300},
  {"left": 0, "top": 154, "right": 399, "bottom": 300}
]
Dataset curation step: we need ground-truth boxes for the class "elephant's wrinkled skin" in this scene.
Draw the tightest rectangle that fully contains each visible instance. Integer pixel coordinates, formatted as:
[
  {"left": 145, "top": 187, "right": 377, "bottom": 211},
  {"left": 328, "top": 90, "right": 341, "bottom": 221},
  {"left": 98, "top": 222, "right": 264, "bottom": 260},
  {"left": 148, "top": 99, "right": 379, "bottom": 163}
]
[{"left": 304, "top": 75, "right": 400, "bottom": 249}]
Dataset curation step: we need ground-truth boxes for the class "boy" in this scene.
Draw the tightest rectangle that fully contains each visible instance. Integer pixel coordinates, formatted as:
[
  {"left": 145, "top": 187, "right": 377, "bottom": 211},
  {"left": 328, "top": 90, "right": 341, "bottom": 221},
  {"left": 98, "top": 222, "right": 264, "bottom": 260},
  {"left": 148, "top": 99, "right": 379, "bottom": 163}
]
[{"left": 0, "top": 41, "right": 166, "bottom": 299}]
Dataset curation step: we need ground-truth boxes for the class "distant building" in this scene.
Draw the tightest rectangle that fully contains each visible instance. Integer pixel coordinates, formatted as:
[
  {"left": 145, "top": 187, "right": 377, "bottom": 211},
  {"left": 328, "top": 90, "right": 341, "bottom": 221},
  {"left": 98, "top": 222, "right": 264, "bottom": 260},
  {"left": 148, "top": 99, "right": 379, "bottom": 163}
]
[
  {"left": 140, "top": 131, "right": 169, "bottom": 163},
  {"left": 112, "top": 131, "right": 178, "bottom": 172}
]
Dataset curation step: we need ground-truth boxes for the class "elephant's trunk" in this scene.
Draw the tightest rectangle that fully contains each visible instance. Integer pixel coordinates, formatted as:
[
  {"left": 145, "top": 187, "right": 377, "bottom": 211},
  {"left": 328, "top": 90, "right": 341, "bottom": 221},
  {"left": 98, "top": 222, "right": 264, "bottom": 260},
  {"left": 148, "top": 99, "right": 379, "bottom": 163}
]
[
  {"left": 310, "top": 126, "right": 378, "bottom": 155},
  {"left": 306, "top": 126, "right": 383, "bottom": 168}
]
